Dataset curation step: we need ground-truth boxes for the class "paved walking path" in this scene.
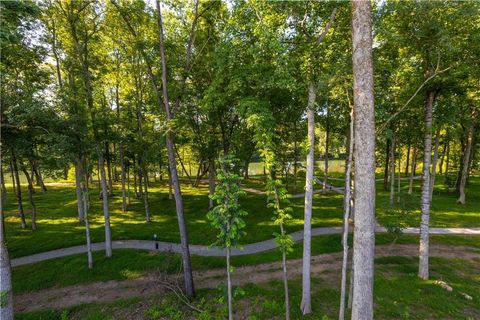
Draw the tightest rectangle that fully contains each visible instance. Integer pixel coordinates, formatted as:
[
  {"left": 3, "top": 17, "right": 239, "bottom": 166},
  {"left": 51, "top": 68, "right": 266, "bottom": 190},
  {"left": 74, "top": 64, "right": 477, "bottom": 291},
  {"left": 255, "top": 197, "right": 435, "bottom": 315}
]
[{"left": 11, "top": 226, "right": 480, "bottom": 267}]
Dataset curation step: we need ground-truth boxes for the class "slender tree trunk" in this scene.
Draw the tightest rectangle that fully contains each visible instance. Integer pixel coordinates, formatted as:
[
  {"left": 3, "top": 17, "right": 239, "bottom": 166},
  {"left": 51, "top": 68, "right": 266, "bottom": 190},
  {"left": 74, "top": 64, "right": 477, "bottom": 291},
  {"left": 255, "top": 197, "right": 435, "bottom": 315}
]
[
  {"left": 439, "top": 140, "right": 447, "bottom": 174},
  {"left": 301, "top": 82, "right": 316, "bottom": 315},
  {"left": 444, "top": 142, "right": 450, "bottom": 177},
  {"left": 405, "top": 143, "right": 411, "bottom": 176},
  {"left": 339, "top": 107, "right": 354, "bottom": 320},
  {"left": 31, "top": 159, "right": 47, "bottom": 193},
  {"left": 430, "top": 127, "right": 441, "bottom": 200},
  {"left": 226, "top": 246, "right": 233, "bottom": 320},
  {"left": 156, "top": 0, "right": 195, "bottom": 297},
  {"left": 127, "top": 166, "right": 131, "bottom": 206},
  {"left": 418, "top": 90, "right": 435, "bottom": 280},
  {"left": 133, "top": 160, "right": 138, "bottom": 197},
  {"left": 11, "top": 151, "right": 26, "bottom": 229},
  {"left": 144, "top": 170, "right": 150, "bottom": 222},
  {"left": 293, "top": 125, "right": 298, "bottom": 193},
  {"left": 138, "top": 168, "right": 143, "bottom": 199},
  {"left": 98, "top": 149, "right": 113, "bottom": 258},
  {"left": 397, "top": 148, "right": 401, "bottom": 203},
  {"left": 383, "top": 139, "right": 390, "bottom": 191},
  {"left": 280, "top": 224, "right": 290, "bottom": 320},
  {"left": 21, "top": 166, "right": 37, "bottom": 230},
  {"left": 81, "top": 173, "right": 93, "bottom": 269},
  {"left": 75, "top": 162, "right": 85, "bottom": 222},
  {"left": 120, "top": 145, "right": 127, "bottom": 212},
  {"left": 456, "top": 119, "right": 476, "bottom": 204},
  {"left": 389, "top": 134, "right": 396, "bottom": 205},
  {"left": 408, "top": 146, "right": 417, "bottom": 194},
  {"left": 106, "top": 142, "right": 114, "bottom": 196},
  {"left": 324, "top": 106, "right": 330, "bottom": 190},
  {"left": 351, "top": 2, "right": 376, "bottom": 318},
  {"left": 208, "top": 159, "right": 215, "bottom": 209}
]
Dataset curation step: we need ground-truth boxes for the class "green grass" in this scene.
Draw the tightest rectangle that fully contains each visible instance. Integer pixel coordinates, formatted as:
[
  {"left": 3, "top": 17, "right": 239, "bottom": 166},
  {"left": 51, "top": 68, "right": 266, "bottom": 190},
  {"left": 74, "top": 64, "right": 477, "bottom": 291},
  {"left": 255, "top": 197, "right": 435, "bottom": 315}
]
[
  {"left": 3, "top": 178, "right": 345, "bottom": 258},
  {"left": 15, "top": 252, "right": 480, "bottom": 319},
  {"left": 3, "top": 174, "right": 480, "bottom": 259}
]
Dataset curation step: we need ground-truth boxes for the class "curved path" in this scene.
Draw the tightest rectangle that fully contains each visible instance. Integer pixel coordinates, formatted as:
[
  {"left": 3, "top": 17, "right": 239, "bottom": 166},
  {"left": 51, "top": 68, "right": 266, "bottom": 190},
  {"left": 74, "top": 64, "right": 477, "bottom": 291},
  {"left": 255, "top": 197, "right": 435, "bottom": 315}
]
[{"left": 11, "top": 226, "right": 480, "bottom": 267}]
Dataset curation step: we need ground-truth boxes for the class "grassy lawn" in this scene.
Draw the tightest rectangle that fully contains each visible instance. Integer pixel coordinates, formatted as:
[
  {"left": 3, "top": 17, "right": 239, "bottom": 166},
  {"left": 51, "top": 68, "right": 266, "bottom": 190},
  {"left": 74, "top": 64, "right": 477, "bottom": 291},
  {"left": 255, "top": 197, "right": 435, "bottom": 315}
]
[
  {"left": 3, "top": 175, "right": 479, "bottom": 259},
  {"left": 15, "top": 249, "right": 480, "bottom": 319}
]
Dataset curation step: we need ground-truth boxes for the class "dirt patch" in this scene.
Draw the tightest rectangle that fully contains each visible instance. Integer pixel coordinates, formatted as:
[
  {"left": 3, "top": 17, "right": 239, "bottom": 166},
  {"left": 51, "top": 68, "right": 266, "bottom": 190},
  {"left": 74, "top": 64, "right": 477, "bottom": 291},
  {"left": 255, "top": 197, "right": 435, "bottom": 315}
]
[{"left": 14, "top": 243, "right": 480, "bottom": 313}]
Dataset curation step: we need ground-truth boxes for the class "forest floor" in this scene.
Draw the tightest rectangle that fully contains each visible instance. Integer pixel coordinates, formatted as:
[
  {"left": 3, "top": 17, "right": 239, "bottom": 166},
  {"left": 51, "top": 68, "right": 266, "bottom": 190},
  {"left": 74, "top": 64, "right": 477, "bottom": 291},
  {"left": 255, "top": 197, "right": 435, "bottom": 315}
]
[{"left": 14, "top": 243, "right": 480, "bottom": 319}]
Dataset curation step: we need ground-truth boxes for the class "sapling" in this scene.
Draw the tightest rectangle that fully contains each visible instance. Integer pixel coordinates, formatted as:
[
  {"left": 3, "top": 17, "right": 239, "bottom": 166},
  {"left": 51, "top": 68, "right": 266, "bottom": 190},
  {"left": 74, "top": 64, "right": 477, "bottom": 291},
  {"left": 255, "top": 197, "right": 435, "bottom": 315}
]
[{"left": 207, "top": 155, "right": 248, "bottom": 320}]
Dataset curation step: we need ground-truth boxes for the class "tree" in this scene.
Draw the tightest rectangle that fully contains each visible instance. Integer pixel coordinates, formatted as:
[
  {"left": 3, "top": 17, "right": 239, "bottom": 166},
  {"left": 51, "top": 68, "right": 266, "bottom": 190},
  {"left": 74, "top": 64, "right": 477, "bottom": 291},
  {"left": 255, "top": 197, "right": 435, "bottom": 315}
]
[
  {"left": 351, "top": 1, "right": 376, "bottom": 319},
  {"left": 208, "top": 155, "right": 248, "bottom": 320}
]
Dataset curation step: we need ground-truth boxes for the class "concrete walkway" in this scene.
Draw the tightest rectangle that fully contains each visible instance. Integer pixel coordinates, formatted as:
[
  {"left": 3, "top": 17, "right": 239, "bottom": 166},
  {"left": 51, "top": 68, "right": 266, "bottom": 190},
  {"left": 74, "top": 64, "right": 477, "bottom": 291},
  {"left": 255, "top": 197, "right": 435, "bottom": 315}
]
[{"left": 11, "top": 226, "right": 480, "bottom": 267}]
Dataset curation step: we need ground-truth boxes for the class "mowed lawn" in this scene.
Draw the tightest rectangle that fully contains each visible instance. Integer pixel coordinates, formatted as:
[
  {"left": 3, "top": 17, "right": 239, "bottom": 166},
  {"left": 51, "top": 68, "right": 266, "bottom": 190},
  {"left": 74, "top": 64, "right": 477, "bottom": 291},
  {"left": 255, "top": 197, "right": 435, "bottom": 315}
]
[{"left": 3, "top": 175, "right": 480, "bottom": 258}]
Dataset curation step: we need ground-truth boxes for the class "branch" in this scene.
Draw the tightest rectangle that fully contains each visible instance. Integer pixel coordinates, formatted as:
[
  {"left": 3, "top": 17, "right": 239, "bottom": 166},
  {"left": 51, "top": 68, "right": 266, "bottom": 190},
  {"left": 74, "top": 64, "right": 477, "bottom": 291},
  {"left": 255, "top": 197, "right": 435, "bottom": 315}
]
[
  {"left": 376, "top": 67, "right": 451, "bottom": 134},
  {"left": 316, "top": 7, "right": 338, "bottom": 45}
]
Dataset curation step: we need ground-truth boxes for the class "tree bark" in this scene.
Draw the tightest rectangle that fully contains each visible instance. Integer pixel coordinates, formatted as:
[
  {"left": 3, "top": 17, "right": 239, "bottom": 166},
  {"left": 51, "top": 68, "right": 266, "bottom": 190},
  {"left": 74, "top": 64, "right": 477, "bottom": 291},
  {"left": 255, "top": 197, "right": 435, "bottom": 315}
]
[
  {"left": 430, "top": 127, "right": 441, "bottom": 200},
  {"left": 105, "top": 142, "right": 114, "bottom": 196},
  {"left": 80, "top": 167, "right": 93, "bottom": 269},
  {"left": 208, "top": 159, "right": 215, "bottom": 209},
  {"left": 397, "top": 147, "right": 401, "bottom": 203},
  {"left": 30, "top": 159, "right": 47, "bottom": 193},
  {"left": 457, "top": 118, "right": 476, "bottom": 204},
  {"left": 156, "top": 0, "right": 195, "bottom": 297},
  {"left": 75, "top": 162, "right": 85, "bottom": 222},
  {"left": 323, "top": 103, "right": 330, "bottom": 190},
  {"left": 351, "top": 1, "right": 376, "bottom": 319},
  {"left": 418, "top": 90, "right": 435, "bottom": 280},
  {"left": 98, "top": 149, "right": 113, "bottom": 258},
  {"left": 405, "top": 143, "right": 411, "bottom": 176},
  {"left": 444, "top": 142, "right": 450, "bottom": 177},
  {"left": 408, "top": 146, "right": 417, "bottom": 194},
  {"left": 383, "top": 139, "right": 390, "bottom": 191},
  {"left": 11, "top": 151, "right": 26, "bottom": 229},
  {"left": 439, "top": 140, "right": 447, "bottom": 174},
  {"left": 21, "top": 165, "right": 37, "bottom": 230},
  {"left": 120, "top": 145, "right": 127, "bottom": 212},
  {"left": 143, "top": 170, "right": 150, "bottom": 222},
  {"left": 339, "top": 107, "right": 354, "bottom": 320},
  {"left": 389, "top": 134, "right": 396, "bottom": 205},
  {"left": 300, "top": 82, "right": 316, "bottom": 315}
]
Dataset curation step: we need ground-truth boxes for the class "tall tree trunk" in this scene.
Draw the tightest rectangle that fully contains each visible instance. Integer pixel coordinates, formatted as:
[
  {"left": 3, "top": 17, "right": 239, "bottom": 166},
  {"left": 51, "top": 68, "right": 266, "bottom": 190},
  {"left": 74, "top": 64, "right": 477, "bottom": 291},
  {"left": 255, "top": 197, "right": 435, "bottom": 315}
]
[
  {"left": 439, "top": 140, "right": 447, "bottom": 174},
  {"left": 383, "top": 139, "right": 390, "bottom": 191},
  {"left": 351, "top": 1, "right": 376, "bottom": 318},
  {"left": 75, "top": 162, "right": 85, "bottom": 222},
  {"left": 324, "top": 104, "right": 330, "bottom": 190},
  {"left": 418, "top": 90, "right": 435, "bottom": 280},
  {"left": 143, "top": 170, "right": 150, "bottom": 222},
  {"left": 389, "top": 134, "right": 396, "bottom": 205},
  {"left": 405, "top": 143, "right": 411, "bottom": 176},
  {"left": 98, "top": 149, "right": 113, "bottom": 258},
  {"left": 301, "top": 81, "right": 316, "bottom": 315},
  {"left": 408, "top": 146, "right": 417, "bottom": 194},
  {"left": 156, "top": 0, "right": 195, "bottom": 297},
  {"left": 339, "top": 107, "right": 354, "bottom": 320},
  {"left": 397, "top": 147, "right": 401, "bottom": 203},
  {"left": 120, "top": 145, "right": 127, "bottom": 212},
  {"left": 105, "top": 142, "right": 114, "bottom": 196},
  {"left": 208, "top": 159, "right": 215, "bottom": 209},
  {"left": 80, "top": 169, "right": 93, "bottom": 269},
  {"left": 0, "top": 191, "right": 13, "bottom": 320},
  {"left": 11, "top": 151, "right": 26, "bottom": 229},
  {"left": 21, "top": 166, "right": 37, "bottom": 230},
  {"left": 444, "top": 141, "right": 450, "bottom": 177},
  {"left": 127, "top": 166, "right": 131, "bottom": 206},
  {"left": 293, "top": 134, "right": 298, "bottom": 194},
  {"left": 138, "top": 169, "right": 143, "bottom": 199},
  {"left": 430, "top": 127, "right": 441, "bottom": 200},
  {"left": 456, "top": 119, "right": 476, "bottom": 204},
  {"left": 31, "top": 159, "right": 47, "bottom": 193}
]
